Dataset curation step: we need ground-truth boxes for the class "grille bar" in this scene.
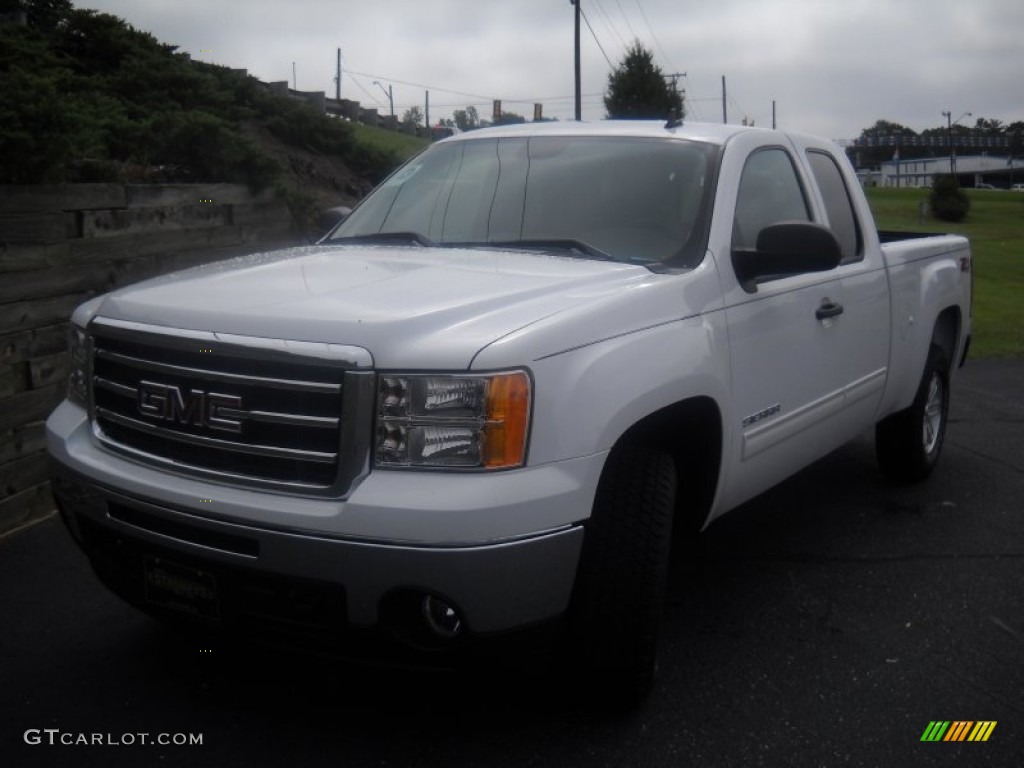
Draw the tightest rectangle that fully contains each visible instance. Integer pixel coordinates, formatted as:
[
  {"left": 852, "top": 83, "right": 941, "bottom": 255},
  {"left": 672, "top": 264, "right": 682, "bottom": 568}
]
[
  {"left": 95, "top": 349, "right": 341, "bottom": 394},
  {"left": 224, "top": 409, "right": 339, "bottom": 428},
  {"left": 94, "top": 377, "right": 136, "bottom": 398},
  {"left": 97, "top": 409, "right": 338, "bottom": 464},
  {"left": 94, "top": 438, "right": 335, "bottom": 491}
]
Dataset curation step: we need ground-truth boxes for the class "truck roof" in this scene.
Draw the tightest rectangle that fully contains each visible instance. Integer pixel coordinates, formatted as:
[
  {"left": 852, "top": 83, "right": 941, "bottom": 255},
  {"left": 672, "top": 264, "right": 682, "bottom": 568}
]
[
  {"left": 442, "top": 119, "right": 760, "bottom": 147},
  {"left": 442, "top": 120, "right": 845, "bottom": 157}
]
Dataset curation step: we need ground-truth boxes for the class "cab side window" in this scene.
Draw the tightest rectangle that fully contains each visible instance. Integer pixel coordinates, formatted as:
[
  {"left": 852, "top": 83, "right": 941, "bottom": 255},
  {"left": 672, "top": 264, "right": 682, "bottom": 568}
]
[
  {"left": 732, "top": 148, "right": 810, "bottom": 251},
  {"left": 807, "top": 150, "right": 863, "bottom": 264}
]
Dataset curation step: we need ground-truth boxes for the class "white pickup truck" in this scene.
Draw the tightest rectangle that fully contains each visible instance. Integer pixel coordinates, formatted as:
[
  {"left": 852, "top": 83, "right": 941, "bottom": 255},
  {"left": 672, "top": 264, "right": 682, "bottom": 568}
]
[{"left": 47, "top": 121, "right": 972, "bottom": 701}]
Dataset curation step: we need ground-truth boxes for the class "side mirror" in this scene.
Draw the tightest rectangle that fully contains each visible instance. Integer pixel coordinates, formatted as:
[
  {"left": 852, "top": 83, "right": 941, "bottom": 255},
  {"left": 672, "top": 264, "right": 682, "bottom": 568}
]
[{"left": 732, "top": 221, "right": 842, "bottom": 292}]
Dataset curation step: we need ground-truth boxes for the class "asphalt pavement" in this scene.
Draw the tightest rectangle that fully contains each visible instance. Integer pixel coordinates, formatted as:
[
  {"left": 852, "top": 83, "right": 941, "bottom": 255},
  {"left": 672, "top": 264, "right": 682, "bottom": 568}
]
[{"left": 1, "top": 359, "right": 1022, "bottom": 768}]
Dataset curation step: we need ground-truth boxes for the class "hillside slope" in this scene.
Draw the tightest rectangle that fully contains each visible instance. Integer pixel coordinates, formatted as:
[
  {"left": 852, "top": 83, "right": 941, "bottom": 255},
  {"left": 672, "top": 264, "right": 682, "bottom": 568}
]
[{"left": 0, "top": 0, "right": 424, "bottom": 228}]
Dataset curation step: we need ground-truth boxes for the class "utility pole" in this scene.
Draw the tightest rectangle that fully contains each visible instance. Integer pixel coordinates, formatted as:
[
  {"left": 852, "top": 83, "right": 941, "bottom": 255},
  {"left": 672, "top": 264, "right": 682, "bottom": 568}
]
[
  {"left": 721, "top": 76, "right": 727, "bottom": 124},
  {"left": 571, "top": 0, "right": 581, "bottom": 121},
  {"left": 943, "top": 110, "right": 972, "bottom": 176},
  {"left": 335, "top": 48, "right": 341, "bottom": 101},
  {"left": 292, "top": 62, "right": 297, "bottom": 91},
  {"left": 772, "top": 100, "right": 777, "bottom": 130},
  {"left": 664, "top": 72, "right": 686, "bottom": 117},
  {"left": 942, "top": 110, "right": 953, "bottom": 174},
  {"left": 1011, "top": 132, "right": 1020, "bottom": 188},
  {"left": 425, "top": 91, "right": 430, "bottom": 132}
]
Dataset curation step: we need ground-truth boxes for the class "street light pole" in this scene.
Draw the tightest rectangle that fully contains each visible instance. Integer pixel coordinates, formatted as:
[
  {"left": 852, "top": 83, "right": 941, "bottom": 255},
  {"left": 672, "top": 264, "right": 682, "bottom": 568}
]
[
  {"left": 570, "top": 0, "right": 581, "bottom": 121},
  {"left": 942, "top": 110, "right": 972, "bottom": 176},
  {"left": 373, "top": 81, "right": 394, "bottom": 117},
  {"left": 942, "top": 110, "right": 953, "bottom": 174}
]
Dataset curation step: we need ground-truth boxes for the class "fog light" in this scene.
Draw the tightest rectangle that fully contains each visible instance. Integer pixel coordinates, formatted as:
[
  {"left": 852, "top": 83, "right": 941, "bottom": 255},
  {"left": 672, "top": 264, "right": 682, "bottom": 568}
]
[{"left": 421, "top": 595, "right": 463, "bottom": 639}]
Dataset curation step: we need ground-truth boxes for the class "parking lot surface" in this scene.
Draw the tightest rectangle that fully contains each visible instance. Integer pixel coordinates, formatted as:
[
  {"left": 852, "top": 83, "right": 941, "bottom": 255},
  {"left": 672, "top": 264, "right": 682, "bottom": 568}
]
[{"left": 2, "top": 359, "right": 1022, "bottom": 767}]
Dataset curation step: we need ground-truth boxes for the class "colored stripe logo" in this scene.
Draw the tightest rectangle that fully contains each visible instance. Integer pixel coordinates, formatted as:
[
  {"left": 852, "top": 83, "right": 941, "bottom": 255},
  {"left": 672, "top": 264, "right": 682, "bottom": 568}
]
[{"left": 921, "top": 721, "right": 997, "bottom": 742}]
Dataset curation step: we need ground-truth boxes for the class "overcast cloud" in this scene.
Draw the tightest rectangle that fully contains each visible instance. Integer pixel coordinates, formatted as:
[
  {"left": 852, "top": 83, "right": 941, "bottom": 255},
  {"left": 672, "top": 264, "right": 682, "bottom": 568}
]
[{"left": 80, "top": 0, "right": 1023, "bottom": 139}]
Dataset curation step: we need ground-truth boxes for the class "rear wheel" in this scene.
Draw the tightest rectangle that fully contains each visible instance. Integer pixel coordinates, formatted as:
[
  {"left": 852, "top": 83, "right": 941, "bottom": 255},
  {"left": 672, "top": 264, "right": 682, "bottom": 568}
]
[
  {"left": 568, "top": 443, "right": 676, "bottom": 705},
  {"left": 876, "top": 344, "right": 950, "bottom": 482}
]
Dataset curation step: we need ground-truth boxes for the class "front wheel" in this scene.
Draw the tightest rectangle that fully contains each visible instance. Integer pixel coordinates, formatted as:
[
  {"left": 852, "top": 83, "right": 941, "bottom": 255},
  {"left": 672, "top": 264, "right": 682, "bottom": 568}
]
[
  {"left": 568, "top": 444, "right": 676, "bottom": 705},
  {"left": 876, "top": 344, "right": 950, "bottom": 482}
]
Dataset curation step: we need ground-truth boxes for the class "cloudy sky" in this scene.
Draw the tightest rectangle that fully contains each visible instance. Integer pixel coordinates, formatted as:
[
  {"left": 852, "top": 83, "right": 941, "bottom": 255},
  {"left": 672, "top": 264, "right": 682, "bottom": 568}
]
[{"left": 80, "top": 0, "right": 1023, "bottom": 139}]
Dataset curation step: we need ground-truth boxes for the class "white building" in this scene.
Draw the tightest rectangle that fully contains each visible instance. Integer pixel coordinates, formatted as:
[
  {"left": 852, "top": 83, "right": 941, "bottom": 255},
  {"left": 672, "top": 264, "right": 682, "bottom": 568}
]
[{"left": 878, "top": 154, "right": 1018, "bottom": 189}]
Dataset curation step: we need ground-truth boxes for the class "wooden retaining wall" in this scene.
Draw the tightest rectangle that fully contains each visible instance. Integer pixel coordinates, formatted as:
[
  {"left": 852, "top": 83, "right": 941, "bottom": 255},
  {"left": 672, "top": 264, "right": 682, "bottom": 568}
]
[{"left": 0, "top": 183, "right": 303, "bottom": 535}]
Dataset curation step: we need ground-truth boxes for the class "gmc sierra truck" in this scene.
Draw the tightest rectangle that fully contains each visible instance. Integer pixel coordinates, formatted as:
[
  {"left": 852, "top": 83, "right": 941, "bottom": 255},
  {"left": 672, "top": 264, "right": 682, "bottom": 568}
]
[{"left": 47, "top": 120, "right": 972, "bottom": 701}]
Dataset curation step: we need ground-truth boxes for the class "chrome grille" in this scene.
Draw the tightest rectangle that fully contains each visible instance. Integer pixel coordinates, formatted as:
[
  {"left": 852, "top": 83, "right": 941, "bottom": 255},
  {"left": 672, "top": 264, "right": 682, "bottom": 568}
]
[{"left": 88, "top": 318, "right": 374, "bottom": 496}]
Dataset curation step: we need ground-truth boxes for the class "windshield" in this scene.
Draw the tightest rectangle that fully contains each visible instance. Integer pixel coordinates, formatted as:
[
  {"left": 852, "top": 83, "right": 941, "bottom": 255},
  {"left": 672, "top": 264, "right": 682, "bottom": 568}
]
[{"left": 329, "top": 135, "right": 716, "bottom": 267}]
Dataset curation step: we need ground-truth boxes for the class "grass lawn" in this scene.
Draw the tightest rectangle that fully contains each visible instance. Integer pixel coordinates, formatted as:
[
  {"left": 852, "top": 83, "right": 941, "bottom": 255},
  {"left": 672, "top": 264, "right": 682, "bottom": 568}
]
[
  {"left": 351, "top": 122, "right": 430, "bottom": 161},
  {"left": 866, "top": 187, "right": 1024, "bottom": 358}
]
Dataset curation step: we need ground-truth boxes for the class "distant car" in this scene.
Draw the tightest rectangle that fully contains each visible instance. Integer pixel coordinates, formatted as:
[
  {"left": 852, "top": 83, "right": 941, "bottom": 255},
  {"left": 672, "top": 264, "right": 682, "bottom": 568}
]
[
  {"left": 976, "top": 183, "right": 997, "bottom": 190},
  {"left": 1012, "top": 184, "right": 1024, "bottom": 191}
]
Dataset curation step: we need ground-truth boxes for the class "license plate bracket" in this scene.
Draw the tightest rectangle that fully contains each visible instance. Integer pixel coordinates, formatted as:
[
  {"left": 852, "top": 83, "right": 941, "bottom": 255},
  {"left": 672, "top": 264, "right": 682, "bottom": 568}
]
[{"left": 143, "top": 555, "right": 220, "bottom": 621}]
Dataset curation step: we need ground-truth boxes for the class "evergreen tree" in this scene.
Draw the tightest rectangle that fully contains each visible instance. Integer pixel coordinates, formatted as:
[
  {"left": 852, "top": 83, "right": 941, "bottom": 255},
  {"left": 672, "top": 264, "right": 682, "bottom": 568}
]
[
  {"left": 930, "top": 175, "right": 970, "bottom": 222},
  {"left": 604, "top": 42, "right": 683, "bottom": 121}
]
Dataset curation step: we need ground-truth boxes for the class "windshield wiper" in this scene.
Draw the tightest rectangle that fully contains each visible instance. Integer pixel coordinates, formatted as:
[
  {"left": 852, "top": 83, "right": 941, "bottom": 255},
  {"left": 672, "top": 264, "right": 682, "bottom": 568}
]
[
  {"left": 329, "top": 232, "right": 437, "bottom": 247},
  {"left": 454, "top": 239, "right": 617, "bottom": 262}
]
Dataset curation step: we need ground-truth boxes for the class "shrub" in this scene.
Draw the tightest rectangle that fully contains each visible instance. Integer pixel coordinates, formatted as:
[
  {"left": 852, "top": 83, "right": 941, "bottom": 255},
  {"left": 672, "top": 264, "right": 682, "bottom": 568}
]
[
  {"left": 265, "top": 101, "right": 356, "bottom": 156},
  {"left": 930, "top": 174, "right": 970, "bottom": 222}
]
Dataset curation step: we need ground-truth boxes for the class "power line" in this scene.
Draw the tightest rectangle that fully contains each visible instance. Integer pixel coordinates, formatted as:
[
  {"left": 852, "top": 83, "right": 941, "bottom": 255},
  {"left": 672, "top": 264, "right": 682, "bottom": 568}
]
[
  {"left": 683, "top": 74, "right": 702, "bottom": 120},
  {"left": 580, "top": 6, "right": 616, "bottom": 69},
  {"left": 612, "top": 0, "right": 639, "bottom": 41},
  {"left": 344, "top": 68, "right": 494, "bottom": 103},
  {"left": 728, "top": 92, "right": 751, "bottom": 124},
  {"left": 591, "top": 0, "right": 629, "bottom": 52},
  {"left": 346, "top": 71, "right": 387, "bottom": 109},
  {"left": 633, "top": 0, "right": 676, "bottom": 72},
  {"left": 343, "top": 60, "right": 613, "bottom": 121}
]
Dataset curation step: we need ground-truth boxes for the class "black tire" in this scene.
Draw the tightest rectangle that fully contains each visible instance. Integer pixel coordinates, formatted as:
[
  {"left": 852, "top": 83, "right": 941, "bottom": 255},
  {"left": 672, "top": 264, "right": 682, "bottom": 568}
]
[
  {"left": 876, "top": 344, "right": 950, "bottom": 482},
  {"left": 568, "top": 443, "right": 677, "bottom": 705}
]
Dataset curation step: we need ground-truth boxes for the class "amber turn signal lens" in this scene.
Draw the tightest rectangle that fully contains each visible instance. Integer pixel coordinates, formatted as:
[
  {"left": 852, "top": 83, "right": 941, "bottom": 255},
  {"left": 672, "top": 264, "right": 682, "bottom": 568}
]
[{"left": 482, "top": 372, "right": 531, "bottom": 469}]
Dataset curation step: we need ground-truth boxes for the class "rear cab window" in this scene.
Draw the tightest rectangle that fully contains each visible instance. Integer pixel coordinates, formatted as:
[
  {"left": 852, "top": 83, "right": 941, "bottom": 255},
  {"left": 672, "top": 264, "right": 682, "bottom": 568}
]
[{"left": 806, "top": 150, "right": 863, "bottom": 264}]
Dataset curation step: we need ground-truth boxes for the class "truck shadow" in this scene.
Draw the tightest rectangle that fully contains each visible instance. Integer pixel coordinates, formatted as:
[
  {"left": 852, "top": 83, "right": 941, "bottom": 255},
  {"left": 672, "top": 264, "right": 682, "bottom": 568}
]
[{"left": 116, "top": 429, "right": 982, "bottom": 739}]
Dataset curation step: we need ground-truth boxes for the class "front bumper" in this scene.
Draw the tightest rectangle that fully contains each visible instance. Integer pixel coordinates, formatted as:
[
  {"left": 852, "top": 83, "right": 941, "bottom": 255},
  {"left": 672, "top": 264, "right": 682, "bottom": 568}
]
[
  {"left": 47, "top": 401, "right": 594, "bottom": 639},
  {"left": 52, "top": 468, "right": 582, "bottom": 635}
]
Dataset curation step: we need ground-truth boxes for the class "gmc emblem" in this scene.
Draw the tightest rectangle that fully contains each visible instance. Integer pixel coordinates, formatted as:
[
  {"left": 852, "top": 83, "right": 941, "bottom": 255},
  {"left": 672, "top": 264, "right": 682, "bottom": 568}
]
[{"left": 137, "top": 380, "right": 244, "bottom": 433}]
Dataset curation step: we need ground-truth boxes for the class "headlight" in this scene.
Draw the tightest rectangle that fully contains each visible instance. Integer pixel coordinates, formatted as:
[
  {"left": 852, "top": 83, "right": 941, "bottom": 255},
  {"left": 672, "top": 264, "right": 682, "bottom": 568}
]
[
  {"left": 375, "top": 371, "right": 531, "bottom": 469},
  {"left": 67, "top": 324, "right": 90, "bottom": 408}
]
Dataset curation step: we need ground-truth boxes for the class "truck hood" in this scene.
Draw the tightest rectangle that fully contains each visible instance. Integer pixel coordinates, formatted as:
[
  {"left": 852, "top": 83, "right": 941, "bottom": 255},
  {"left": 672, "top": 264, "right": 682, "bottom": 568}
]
[{"left": 93, "top": 245, "right": 656, "bottom": 369}]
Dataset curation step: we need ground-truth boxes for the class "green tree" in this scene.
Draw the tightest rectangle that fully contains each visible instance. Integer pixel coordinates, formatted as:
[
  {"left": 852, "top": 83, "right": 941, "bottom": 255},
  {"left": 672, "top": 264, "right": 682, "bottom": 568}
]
[
  {"left": 853, "top": 119, "right": 921, "bottom": 167},
  {"left": 452, "top": 106, "right": 480, "bottom": 131},
  {"left": 0, "top": 0, "right": 72, "bottom": 33},
  {"left": 493, "top": 110, "right": 526, "bottom": 126},
  {"left": 604, "top": 42, "right": 683, "bottom": 120},
  {"left": 0, "top": 25, "right": 78, "bottom": 181},
  {"left": 402, "top": 105, "right": 423, "bottom": 129},
  {"left": 973, "top": 117, "right": 1004, "bottom": 135}
]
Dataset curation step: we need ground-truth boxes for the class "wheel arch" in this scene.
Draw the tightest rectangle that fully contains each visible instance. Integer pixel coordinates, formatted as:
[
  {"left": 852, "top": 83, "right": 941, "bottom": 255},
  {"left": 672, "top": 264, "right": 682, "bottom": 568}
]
[
  {"left": 611, "top": 395, "right": 723, "bottom": 535},
  {"left": 931, "top": 305, "right": 961, "bottom": 367}
]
